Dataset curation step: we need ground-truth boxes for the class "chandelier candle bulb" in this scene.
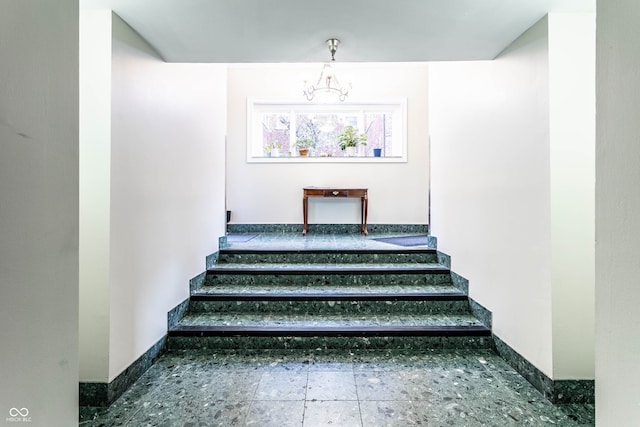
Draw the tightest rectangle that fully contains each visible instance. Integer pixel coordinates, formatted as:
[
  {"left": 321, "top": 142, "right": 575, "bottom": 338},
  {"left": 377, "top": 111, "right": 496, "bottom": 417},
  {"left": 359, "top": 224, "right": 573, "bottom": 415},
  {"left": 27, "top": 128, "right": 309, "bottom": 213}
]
[{"left": 303, "top": 38, "right": 351, "bottom": 102}]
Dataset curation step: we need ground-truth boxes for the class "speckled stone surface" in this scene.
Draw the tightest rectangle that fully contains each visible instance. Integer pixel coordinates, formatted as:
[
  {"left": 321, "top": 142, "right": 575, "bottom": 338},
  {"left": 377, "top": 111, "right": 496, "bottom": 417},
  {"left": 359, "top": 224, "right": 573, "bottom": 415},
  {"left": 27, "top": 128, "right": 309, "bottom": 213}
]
[
  {"left": 168, "top": 335, "right": 494, "bottom": 351},
  {"left": 80, "top": 349, "right": 594, "bottom": 426},
  {"left": 205, "top": 268, "right": 453, "bottom": 288},
  {"left": 172, "top": 231, "right": 491, "bottom": 353},
  {"left": 494, "top": 336, "right": 594, "bottom": 404},
  {"left": 223, "top": 230, "right": 435, "bottom": 250},
  {"left": 188, "top": 299, "right": 472, "bottom": 316},
  {"left": 470, "top": 298, "right": 492, "bottom": 328},
  {"left": 80, "top": 337, "right": 166, "bottom": 407},
  {"left": 217, "top": 249, "right": 439, "bottom": 264},
  {"left": 206, "top": 252, "right": 218, "bottom": 269},
  {"left": 437, "top": 250, "right": 451, "bottom": 268},
  {"left": 167, "top": 298, "right": 189, "bottom": 329},
  {"left": 188, "top": 271, "right": 206, "bottom": 293},
  {"left": 227, "top": 223, "right": 430, "bottom": 235},
  {"left": 450, "top": 270, "right": 470, "bottom": 294}
]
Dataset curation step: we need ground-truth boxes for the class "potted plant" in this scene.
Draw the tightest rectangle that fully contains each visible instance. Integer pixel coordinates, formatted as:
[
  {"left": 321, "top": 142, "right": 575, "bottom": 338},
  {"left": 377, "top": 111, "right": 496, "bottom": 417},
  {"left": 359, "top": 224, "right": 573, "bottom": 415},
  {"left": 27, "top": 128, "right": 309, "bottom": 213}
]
[
  {"left": 264, "top": 142, "right": 282, "bottom": 157},
  {"left": 337, "top": 125, "right": 367, "bottom": 156},
  {"left": 296, "top": 138, "right": 315, "bottom": 157}
]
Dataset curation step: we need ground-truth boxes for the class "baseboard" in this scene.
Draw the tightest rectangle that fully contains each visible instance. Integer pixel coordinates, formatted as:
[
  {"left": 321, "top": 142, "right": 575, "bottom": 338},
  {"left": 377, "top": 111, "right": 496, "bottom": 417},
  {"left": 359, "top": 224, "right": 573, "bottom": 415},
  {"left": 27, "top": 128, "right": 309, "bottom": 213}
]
[
  {"left": 80, "top": 252, "right": 218, "bottom": 408},
  {"left": 79, "top": 336, "right": 166, "bottom": 407},
  {"left": 206, "top": 251, "right": 219, "bottom": 269},
  {"left": 189, "top": 271, "right": 207, "bottom": 293},
  {"left": 168, "top": 298, "right": 190, "bottom": 330},
  {"left": 440, "top": 263, "right": 593, "bottom": 404},
  {"left": 493, "top": 335, "right": 594, "bottom": 404},
  {"left": 450, "top": 270, "right": 469, "bottom": 294},
  {"left": 226, "top": 223, "right": 429, "bottom": 234},
  {"left": 469, "top": 298, "right": 492, "bottom": 329}
]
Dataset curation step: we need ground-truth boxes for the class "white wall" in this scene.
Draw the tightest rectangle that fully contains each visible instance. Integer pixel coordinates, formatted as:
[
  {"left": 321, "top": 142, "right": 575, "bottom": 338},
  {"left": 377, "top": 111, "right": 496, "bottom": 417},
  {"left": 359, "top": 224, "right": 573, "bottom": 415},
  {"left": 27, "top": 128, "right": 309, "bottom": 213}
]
[
  {"left": 78, "top": 11, "right": 227, "bottom": 382},
  {"left": 226, "top": 64, "right": 429, "bottom": 225},
  {"left": 0, "top": 1, "right": 79, "bottom": 425},
  {"left": 430, "top": 14, "right": 596, "bottom": 380},
  {"left": 548, "top": 13, "right": 595, "bottom": 380},
  {"left": 430, "top": 17, "right": 554, "bottom": 375},
  {"left": 596, "top": 0, "right": 640, "bottom": 423},
  {"left": 109, "top": 14, "right": 227, "bottom": 380},
  {"left": 79, "top": 8, "right": 112, "bottom": 383}
]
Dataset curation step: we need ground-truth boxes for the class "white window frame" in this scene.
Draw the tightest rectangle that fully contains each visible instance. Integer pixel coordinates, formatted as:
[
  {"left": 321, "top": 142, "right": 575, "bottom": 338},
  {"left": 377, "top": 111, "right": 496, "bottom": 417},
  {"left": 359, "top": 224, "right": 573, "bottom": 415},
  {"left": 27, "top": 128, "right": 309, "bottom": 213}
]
[{"left": 246, "top": 98, "right": 408, "bottom": 163}]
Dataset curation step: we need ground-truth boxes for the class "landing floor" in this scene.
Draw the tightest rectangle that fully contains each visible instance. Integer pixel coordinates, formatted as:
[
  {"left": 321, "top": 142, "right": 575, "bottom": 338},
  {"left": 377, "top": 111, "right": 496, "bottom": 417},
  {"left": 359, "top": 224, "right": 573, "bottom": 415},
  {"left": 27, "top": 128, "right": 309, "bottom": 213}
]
[
  {"left": 224, "top": 231, "right": 434, "bottom": 251},
  {"left": 80, "top": 349, "right": 594, "bottom": 426}
]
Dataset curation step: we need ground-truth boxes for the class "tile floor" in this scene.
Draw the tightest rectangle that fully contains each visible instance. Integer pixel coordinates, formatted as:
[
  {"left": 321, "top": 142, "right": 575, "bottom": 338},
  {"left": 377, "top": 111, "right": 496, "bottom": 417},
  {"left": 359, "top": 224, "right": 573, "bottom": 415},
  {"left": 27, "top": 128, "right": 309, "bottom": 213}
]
[
  {"left": 223, "top": 232, "right": 434, "bottom": 251},
  {"left": 79, "top": 349, "right": 594, "bottom": 426},
  {"left": 79, "top": 233, "right": 594, "bottom": 426}
]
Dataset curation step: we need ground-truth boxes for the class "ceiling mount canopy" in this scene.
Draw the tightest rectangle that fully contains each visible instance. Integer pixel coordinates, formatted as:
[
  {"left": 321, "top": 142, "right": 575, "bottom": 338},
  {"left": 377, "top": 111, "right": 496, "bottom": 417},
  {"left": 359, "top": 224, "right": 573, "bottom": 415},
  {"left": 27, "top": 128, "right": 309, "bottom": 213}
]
[{"left": 303, "top": 38, "right": 351, "bottom": 102}]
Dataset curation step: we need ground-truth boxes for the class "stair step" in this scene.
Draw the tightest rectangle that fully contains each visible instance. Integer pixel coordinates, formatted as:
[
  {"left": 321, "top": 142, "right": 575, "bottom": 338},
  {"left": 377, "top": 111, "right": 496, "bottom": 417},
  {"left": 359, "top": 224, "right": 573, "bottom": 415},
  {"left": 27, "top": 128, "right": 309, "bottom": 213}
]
[
  {"left": 208, "top": 263, "right": 448, "bottom": 274},
  {"left": 218, "top": 248, "right": 438, "bottom": 264},
  {"left": 188, "top": 298, "right": 471, "bottom": 315},
  {"left": 191, "top": 291, "right": 467, "bottom": 301},
  {"left": 169, "top": 324, "right": 490, "bottom": 337},
  {"left": 205, "top": 263, "right": 452, "bottom": 287},
  {"left": 167, "top": 313, "right": 492, "bottom": 350},
  {"left": 172, "top": 313, "right": 485, "bottom": 328},
  {"left": 196, "top": 281, "right": 461, "bottom": 294}
]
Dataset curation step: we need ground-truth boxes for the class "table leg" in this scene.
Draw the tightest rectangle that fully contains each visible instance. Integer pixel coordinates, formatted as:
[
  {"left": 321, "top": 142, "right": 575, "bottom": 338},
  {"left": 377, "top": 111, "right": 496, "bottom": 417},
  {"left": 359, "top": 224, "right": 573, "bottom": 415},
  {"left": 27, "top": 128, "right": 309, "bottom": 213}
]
[
  {"left": 362, "top": 195, "right": 368, "bottom": 236},
  {"left": 302, "top": 195, "right": 308, "bottom": 236}
]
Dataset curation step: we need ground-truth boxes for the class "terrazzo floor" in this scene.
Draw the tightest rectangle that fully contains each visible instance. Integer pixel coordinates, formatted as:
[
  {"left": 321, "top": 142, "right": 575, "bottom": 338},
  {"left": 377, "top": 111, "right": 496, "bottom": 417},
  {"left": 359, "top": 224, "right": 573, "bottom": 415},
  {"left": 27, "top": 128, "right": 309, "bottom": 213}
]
[
  {"left": 222, "top": 232, "right": 435, "bottom": 251},
  {"left": 80, "top": 349, "right": 594, "bottom": 426},
  {"left": 79, "top": 233, "right": 594, "bottom": 426}
]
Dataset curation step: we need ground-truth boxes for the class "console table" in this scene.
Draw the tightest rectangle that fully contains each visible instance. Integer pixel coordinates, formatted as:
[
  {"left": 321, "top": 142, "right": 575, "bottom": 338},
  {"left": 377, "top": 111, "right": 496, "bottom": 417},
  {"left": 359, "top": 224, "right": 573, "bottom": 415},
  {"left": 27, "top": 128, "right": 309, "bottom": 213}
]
[{"left": 302, "top": 187, "right": 368, "bottom": 236}]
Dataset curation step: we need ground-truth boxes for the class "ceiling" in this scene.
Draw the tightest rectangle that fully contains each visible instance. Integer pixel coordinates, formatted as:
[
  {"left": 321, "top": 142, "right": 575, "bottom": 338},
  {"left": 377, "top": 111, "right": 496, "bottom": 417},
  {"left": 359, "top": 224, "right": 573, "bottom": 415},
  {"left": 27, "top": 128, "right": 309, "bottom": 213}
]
[{"left": 81, "top": 0, "right": 595, "bottom": 63}]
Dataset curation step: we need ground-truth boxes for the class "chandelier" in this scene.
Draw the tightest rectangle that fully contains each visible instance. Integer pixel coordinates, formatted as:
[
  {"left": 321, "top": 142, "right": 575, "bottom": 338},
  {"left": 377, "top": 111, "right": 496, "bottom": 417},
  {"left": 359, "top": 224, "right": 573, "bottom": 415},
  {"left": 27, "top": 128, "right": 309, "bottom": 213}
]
[{"left": 303, "top": 39, "right": 351, "bottom": 102}]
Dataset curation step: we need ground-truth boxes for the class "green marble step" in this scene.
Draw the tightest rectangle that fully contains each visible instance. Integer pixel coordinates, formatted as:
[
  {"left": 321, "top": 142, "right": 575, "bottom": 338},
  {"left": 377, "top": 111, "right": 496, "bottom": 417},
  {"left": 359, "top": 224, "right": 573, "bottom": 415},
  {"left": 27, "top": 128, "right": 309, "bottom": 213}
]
[
  {"left": 209, "top": 262, "right": 447, "bottom": 273},
  {"left": 217, "top": 248, "right": 438, "bottom": 265},
  {"left": 167, "top": 313, "right": 492, "bottom": 350},
  {"left": 205, "top": 263, "right": 452, "bottom": 287},
  {"left": 173, "top": 312, "right": 486, "bottom": 328},
  {"left": 188, "top": 283, "right": 471, "bottom": 315},
  {"left": 166, "top": 334, "right": 493, "bottom": 350},
  {"left": 188, "top": 298, "right": 471, "bottom": 316},
  {"left": 194, "top": 283, "right": 461, "bottom": 295}
]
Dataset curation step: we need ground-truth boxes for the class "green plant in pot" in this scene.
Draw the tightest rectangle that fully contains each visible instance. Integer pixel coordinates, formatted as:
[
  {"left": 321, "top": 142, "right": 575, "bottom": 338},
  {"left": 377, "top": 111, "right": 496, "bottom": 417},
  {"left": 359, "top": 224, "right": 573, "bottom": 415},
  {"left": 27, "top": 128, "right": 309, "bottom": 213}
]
[
  {"left": 296, "top": 138, "right": 315, "bottom": 157},
  {"left": 337, "top": 125, "right": 367, "bottom": 156},
  {"left": 264, "top": 142, "right": 282, "bottom": 157}
]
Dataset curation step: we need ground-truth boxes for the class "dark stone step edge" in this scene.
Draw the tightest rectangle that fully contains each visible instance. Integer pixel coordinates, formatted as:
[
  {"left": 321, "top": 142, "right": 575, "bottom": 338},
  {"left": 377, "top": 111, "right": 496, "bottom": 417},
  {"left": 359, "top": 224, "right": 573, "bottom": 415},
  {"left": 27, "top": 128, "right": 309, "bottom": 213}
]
[
  {"left": 190, "top": 292, "right": 468, "bottom": 302},
  {"left": 219, "top": 248, "right": 437, "bottom": 255},
  {"left": 168, "top": 325, "right": 491, "bottom": 337},
  {"left": 207, "top": 266, "right": 451, "bottom": 275}
]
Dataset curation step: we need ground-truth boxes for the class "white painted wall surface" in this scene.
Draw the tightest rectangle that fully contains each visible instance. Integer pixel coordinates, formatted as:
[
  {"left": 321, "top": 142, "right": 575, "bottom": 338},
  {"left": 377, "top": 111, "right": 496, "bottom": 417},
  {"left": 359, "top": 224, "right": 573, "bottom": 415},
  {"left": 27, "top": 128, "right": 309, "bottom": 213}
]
[
  {"left": 431, "top": 14, "right": 596, "bottom": 380},
  {"left": 548, "top": 13, "right": 595, "bottom": 379},
  {"left": 430, "top": 18, "right": 554, "bottom": 376},
  {"left": 79, "top": 9, "right": 112, "bottom": 383},
  {"left": 108, "top": 15, "right": 227, "bottom": 380},
  {"left": 226, "top": 64, "right": 429, "bottom": 225},
  {"left": 0, "top": 1, "right": 79, "bottom": 425},
  {"left": 596, "top": 0, "right": 640, "bottom": 423}
]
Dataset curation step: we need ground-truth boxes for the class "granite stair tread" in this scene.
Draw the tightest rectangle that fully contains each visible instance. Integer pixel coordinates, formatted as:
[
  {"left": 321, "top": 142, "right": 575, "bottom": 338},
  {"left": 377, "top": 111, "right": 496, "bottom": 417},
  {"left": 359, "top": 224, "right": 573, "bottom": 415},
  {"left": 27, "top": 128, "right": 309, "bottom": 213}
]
[
  {"left": 207, "top": 262, "right": 448, "bottom": 274},
  {"left": 171, "top": 313, "right": 486, "bottom": 328},
  {"left": 169, "top": 313, "right": 490, "bottom": 337},
  {"left": 192, "top": 284, "right": 466, "bottom": 300},
  {"left": 220, "top": 248, "right": 437, "bottom": 254}
]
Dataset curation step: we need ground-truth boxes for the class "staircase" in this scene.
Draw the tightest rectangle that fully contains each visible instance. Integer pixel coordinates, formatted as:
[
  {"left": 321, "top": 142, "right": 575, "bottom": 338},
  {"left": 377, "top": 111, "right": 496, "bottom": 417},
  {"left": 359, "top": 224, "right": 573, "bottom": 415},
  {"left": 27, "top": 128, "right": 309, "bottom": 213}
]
[{"left": 167, "top": 239, "right": 492, "bottom": 351}]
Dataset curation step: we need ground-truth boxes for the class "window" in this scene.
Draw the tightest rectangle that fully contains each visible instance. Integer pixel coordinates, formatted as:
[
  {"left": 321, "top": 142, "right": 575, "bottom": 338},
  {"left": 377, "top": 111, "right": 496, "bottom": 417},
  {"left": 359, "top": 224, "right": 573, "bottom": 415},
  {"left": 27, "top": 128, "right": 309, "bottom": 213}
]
[{"left": 247, "top": 99, "right": 407, "bottom": 163}]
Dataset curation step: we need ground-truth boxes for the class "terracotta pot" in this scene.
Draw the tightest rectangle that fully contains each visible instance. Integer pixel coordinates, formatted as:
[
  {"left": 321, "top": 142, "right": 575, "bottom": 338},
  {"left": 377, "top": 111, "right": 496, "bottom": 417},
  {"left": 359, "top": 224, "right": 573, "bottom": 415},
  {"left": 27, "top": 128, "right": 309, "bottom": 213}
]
[{"left": 299, "top": 148, "right": 309, "bottom": 157}]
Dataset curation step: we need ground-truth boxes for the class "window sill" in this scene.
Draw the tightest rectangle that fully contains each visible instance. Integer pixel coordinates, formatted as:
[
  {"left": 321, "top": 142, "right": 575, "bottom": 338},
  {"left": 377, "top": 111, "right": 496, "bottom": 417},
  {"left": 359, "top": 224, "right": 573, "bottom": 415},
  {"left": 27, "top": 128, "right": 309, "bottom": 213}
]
[{"left": 247, "top": 155, "right": 407, "bottom": 164}]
